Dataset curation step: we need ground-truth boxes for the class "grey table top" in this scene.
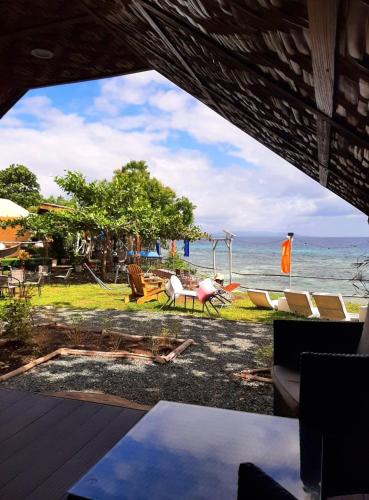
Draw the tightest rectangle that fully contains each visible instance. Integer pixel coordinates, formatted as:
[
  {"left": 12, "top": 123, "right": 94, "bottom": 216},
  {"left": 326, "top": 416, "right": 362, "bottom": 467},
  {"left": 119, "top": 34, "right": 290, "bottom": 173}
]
[{"left": 68, "top": 401, "right": 319, "bottom": 499}]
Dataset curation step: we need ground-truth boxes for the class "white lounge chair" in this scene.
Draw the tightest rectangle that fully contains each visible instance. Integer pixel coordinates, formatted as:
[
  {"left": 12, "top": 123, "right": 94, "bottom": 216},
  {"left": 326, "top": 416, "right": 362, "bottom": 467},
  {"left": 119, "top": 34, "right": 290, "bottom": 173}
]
[
  {"left": 162, "top": 275, "right": 197, "bottom": 310},
  {"left": 312, "top": 292, "right": 359, "bottom": 321},
  {"left": 284, "top": 290, "right": 319, "bottom": 318},
  {"left": 247, "top": 289, "right": 278, "bottom": 310}
]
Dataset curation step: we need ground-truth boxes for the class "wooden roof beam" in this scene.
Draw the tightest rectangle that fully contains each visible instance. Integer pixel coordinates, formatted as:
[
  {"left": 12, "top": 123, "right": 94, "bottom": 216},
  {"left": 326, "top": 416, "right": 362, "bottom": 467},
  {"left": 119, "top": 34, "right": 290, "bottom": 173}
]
[
  {"left": 130, "top": 1, "right": 227, "bottom": 120},
  {"left": 128, "top": 32, "right": 317, "bottom": 164},
  {"left": 130, "top": 31, "right": 369, "bottom": 200},
  {"left": 128, "top": 2, "right": 369, "bottom": 200},
  {"left": 307, "top": 0, "right": 339, "bottom": 187},
  {"left": 138, "top": 1, "right": 369, "bottom": 153}
]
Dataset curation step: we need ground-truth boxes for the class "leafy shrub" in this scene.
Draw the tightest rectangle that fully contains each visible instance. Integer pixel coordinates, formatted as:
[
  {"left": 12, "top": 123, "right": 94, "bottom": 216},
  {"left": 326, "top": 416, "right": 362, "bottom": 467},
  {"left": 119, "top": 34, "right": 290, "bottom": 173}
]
[
  {"left": 152, "top": 322, "right": 181, "bottom": 355},
  {"left": 100, "top": 316, "right": 114, "bottom": 334},
  {"left": 110, "top": 332, "right": 123, "bottom": 350},
  {"left": 162, "top": 251, "right": 193, "bottom": 272},
  {"left": 0, "top": 298, "right": 33, "bottom": 342},
  {"left": 0, "top": 257, "right": 51, "bottom": 270},
  {"left": 0, "top": 258, "right": 20, "bottom": 268},
  {"left": 67, "top": 313, "right": 86, "bottom": 345},
  {"left": 168, "top": 319, "right": 182, "bottom": 338}
]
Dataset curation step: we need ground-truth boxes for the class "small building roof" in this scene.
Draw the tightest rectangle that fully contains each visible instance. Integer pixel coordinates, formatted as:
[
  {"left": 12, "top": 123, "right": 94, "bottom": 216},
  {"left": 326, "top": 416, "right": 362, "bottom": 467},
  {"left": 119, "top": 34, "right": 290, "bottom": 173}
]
[
  {"left": 0, "top": 199, "right": 29, "bottom": 218},
  {"left": 38, "top": 202, "right": 72, "bottom": 213}
]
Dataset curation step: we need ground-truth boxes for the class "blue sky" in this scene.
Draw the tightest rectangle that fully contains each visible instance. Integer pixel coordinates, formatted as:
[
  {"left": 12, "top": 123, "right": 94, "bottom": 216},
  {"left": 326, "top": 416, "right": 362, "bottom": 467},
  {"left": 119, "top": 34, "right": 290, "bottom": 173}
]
[{"left": 0, "top": 70, "right": 367, "bottom": 236}]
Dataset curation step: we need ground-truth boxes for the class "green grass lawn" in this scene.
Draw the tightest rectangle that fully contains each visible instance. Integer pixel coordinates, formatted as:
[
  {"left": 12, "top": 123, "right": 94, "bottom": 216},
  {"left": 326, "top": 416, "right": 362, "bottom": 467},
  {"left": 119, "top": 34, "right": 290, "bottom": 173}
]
[{"left": 27, "top": 283, "right": 362, "bottom": 323}]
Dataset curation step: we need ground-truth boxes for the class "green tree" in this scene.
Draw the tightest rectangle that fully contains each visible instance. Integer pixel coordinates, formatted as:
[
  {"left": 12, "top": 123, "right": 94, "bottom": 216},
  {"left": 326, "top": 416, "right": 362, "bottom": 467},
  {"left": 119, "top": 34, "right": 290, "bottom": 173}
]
[
  {"left": 0, "top": 164, "right": 41, "bottom": 208},
  {"left": 2, "top": 161, "right": 203, "bottom": 279},
  {"left": 112, "top": 161, "right": 200, "bottom": 241},
  {"left": 42, "top": 194, "right": 75, "bottom": 207}
]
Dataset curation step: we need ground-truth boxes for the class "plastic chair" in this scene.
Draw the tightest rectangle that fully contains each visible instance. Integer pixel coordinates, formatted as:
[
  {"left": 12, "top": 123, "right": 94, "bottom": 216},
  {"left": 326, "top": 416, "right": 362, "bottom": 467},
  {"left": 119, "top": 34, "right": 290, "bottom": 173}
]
[
  {"left": 284, "top": 290, "right": 319, "bottom": 318},
  {"left": 196, "top": 278, "right": 219, "bottom": 316},
  {"left": 312, "top": 292, "right": 359, "bottom": 321},
  {"left": 162, "top": 275, "right": 196, "bottom": 310},
  {"left": 247, "top": 289, "right": 278, "bottom": 310}
]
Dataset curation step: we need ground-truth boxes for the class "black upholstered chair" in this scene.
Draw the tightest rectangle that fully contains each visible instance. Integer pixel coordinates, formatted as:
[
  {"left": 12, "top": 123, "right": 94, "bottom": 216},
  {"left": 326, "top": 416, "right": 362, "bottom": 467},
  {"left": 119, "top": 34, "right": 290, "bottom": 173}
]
[
  {"left": 272, "top": 317, "right": 369, "bottom": 498},
  {"left": 272, "top": 319, "right": 365, "bottom": 418},
  {"left": 299, "top": 350, "right": 369, "bottom": 498}
]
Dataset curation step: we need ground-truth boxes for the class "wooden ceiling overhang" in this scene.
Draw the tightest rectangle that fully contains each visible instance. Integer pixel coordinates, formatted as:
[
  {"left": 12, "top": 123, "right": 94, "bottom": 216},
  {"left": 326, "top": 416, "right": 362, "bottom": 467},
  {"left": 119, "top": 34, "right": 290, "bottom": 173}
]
[{"left": 1, "top": 1, "right": 369, "bottom": 214}]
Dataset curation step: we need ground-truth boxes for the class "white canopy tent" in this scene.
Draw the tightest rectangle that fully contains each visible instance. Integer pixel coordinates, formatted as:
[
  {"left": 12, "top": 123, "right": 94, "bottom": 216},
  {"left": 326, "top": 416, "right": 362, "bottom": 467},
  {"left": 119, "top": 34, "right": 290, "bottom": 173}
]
[{"left": 0, "top": 199, "right": 29, "bottom": 218}]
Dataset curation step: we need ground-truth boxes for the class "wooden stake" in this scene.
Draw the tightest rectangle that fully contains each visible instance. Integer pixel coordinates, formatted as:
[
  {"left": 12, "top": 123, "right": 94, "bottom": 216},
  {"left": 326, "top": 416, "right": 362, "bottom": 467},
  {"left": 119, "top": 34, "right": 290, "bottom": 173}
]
[{"left": 158, "top": 339, "right": 194, "bottom": 363}]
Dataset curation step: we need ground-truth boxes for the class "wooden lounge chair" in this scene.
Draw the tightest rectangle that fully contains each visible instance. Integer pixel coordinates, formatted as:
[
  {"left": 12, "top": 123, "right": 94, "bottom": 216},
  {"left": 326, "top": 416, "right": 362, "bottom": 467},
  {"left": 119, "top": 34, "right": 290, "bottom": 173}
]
[
  {"left": 283, "top": 290, "right": 319, "bottom": 318},
  {"left": 127, "top": 264, "right": 165, "bottom": 305},
  {"left": 247, "top": 289, "right": 278, "bottom": 310},
  {"left": 312, "top": 292, "right": 359, "bottom": 321}
]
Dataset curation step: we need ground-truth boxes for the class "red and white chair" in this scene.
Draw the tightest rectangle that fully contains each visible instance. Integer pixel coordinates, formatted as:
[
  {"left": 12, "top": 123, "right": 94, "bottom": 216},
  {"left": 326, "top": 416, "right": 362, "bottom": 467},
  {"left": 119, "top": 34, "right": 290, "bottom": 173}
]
[{"left": 196, "top": 278, "right": 220, "bottom": 316}]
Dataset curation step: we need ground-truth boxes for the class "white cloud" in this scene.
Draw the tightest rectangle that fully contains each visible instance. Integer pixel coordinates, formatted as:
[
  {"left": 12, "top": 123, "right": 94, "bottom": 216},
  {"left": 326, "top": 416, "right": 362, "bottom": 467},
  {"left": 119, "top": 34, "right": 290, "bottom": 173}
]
[
  {"left": 93, "top": 71, "right": 172, "bottom": 115},
  {"left": 0, "top": 70, "right": 367, "bottom": 236}
]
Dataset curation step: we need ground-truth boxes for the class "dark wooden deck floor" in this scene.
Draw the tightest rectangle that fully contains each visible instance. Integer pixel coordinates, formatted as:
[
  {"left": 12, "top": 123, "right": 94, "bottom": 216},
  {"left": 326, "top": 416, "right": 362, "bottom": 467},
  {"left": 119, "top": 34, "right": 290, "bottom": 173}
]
[{"left": 0, "top": 388, "right": 146, "bottom": 500}]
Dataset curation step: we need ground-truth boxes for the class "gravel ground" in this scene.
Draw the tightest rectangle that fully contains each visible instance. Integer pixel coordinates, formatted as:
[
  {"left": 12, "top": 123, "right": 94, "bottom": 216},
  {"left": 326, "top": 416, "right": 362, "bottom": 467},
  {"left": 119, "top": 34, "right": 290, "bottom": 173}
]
[{"left": 3, "top": 307, "right": 273, "bottom": 414}]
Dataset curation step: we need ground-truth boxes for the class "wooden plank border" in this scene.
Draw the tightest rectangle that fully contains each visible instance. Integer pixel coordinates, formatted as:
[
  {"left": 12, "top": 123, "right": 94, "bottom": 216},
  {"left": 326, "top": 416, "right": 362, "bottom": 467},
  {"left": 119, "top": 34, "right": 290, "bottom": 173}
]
[
  {"left": 0, "top": 349, "right": 64, "bottom": 382},
  {"left": 0, "top": 339, "right": 194, "bottom": 382},
  {"left": 47, "top": 391, "right": 152, "bottom": 411}
]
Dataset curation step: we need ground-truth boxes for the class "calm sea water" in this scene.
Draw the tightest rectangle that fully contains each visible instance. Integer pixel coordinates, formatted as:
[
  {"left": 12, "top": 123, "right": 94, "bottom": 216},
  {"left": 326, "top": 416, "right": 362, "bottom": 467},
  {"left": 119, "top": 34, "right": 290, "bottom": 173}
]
[{"left": 178, "top": 236, "right": 369, "bottom": 297}]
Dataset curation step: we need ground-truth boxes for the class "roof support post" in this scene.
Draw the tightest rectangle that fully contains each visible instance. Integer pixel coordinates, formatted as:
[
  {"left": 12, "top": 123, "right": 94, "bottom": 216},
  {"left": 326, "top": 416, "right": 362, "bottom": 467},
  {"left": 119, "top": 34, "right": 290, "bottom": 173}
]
[{"left": 307, "top": 0, "right": 340, "bottom": 186}]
